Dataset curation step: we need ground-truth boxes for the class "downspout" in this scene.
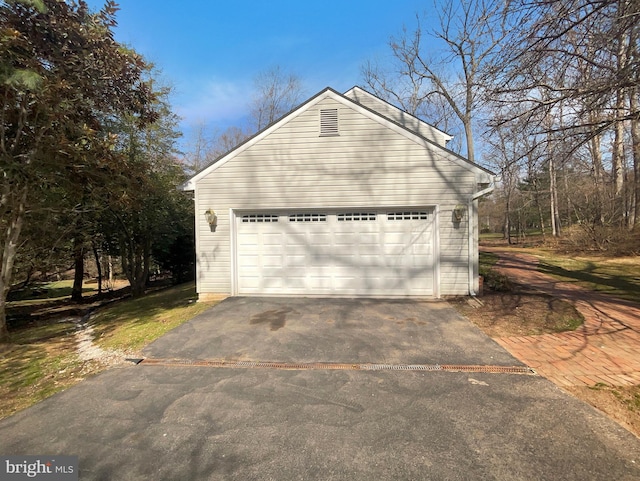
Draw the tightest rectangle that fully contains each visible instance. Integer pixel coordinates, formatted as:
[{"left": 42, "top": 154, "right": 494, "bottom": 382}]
[{"left": 468, "top": 183, "right": 495, "bottom": 296}]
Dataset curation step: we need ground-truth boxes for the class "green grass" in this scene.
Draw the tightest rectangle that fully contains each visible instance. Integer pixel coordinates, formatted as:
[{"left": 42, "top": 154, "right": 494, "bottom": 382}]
[
  {"left": 0, "top": 321, "right": 83, "bottom": 418},
  {"left": 0, "top": 282, "right": 219, "bottom": 420},
  {"left": 479, "top": 251, "right": 512, "bottom": 292},
  {"left": 8, "top": 280, "right": 98, "bottom": 303},
  {"left": 479, "top": 232, "right": 504, "bottom": 240},
  {"left": 479, "top": 251, "right": 499, "bottom": 271},
  {"left": 482, "top": 244, "right": 639, "bottom": 303},
  {"left": 91, "top": 283, "right": 216, "bottom": 351},
  {"left": 527, "top": 251, "right": 640, "bottom": 303},
  {"left": 588, "top": 383, "right": 640, "bottom": 415}
]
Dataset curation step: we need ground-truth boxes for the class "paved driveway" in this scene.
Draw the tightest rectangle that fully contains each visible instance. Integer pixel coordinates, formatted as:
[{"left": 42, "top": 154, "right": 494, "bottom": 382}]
[
  {"left": 143, "top": 297, "right": 520, "bottom": 365},
  {"left": 1, "top": 297, "right": 639, "bottom": 480}
]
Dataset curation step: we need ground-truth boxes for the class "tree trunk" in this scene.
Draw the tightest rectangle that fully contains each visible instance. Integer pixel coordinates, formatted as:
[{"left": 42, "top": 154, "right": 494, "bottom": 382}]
[
  {"left": 503, "top": 209, "right": 511, "bottom": 244},
  {"left": 503, "top": 185, "right": 512, "bottom": 244},
  {"left": 129, "top": 246, "right": 146, "bottom": 298},
  {"left": 107, "top": 255, "right": 113, "bottom": 288},
  {"left": 629, "top": 86, "right": 640, "bottom": 229},
  {"left": 122, "top": 238, "right": 151, "bottom": 298},
  {"left": 561, "top": 163, "right": 573, "bottom": 227},
  {"left": 612, "top": 8, "right": 627, "bottom": 221},
  {"left": 532, "top": 175, "right": 546, "bottom": 238},
  {"left": 71, "top": 236, "right": 84, "bottom": 302},
  {"left": 92, "top": 241, "right": 102, "bottom": 295},
  {"left": 0, "top": 188, "right": 28, "bottom": 342},
  {"left": 549, "top": 154, "right": 561, "bottom": 236},
  {"left": 464, "top": 116, "right": 475, "bottom": 164},
  {"left": 590, "top": 126, "right": 605, "bottom": 225},
  {"left": 526, "top": 153, "right": 546, "bottom": 238},
  {"left": 612, "top": 91, "right": 626, "bottom": 223}
]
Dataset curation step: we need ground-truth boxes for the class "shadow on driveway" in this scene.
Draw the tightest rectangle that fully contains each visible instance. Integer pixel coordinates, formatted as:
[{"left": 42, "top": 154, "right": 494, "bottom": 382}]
[
  {"left": 1, "top": 297, "right": 639, "bottom": 480},
  {"left": 143, "top": 297, "right": 520, "bottom": 366}
]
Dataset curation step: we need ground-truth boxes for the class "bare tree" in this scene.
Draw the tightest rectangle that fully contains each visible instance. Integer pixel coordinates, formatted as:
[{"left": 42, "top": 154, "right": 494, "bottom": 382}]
[
  {"left": 496, "top": 0, "right": 639, "bottom": 123},
  {"left": 249, "top": 66, "right": 305, "bottom": 131},
  {"left": 183, "top": 123, "right": 250, "bottom": 174},
  {"left": 488, "top": 0, "right": 640, "bottom": 242},
  {"left": 631, "top": 85, "right": 640, "bottom": 227},
  {"left": 184, "top": 66, "right": 302, "bottom": 174},
  {"left": 627, "top": 11, "right": 640, "bottom": 228},
  {"left": 363, "top": 0, "right": 513, "bottom": 163},
  {"left": 486, "top": 124, "right": 522, "bottom": 243},
  {"left": 208, "top": 126, "right": 249, "bottom": 159},
  {"left": 184, "top": 122, "right": 215, "bottom": 175}
]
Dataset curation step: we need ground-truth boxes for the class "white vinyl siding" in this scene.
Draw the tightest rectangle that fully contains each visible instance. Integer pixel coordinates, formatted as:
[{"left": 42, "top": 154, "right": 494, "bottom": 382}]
[
  {"left": 194, "top": 95, "right": 476, "bottom": 297},
  {"left": 344, "top": 87, "right": 451, "bottom": 147}
]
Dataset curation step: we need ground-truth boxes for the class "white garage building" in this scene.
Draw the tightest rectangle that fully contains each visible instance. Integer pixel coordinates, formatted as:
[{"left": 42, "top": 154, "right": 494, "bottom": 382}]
[{"left": 183, "top": 87, "right": 494, "bottom": 299}]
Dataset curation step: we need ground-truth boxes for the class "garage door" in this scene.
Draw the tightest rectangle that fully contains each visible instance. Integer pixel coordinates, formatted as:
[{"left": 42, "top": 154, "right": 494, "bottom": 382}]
[{"left": 235, "top": 209, "right": 435, "bottom": 296}]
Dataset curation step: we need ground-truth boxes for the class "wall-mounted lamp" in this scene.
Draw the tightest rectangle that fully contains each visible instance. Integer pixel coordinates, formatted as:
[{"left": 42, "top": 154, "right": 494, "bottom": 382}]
[
  {"left": 453, "top": 204, "right": 467, "bottom": 223},
  {"left": 204, "top": 209, "right": 218, "bottom": 232}
]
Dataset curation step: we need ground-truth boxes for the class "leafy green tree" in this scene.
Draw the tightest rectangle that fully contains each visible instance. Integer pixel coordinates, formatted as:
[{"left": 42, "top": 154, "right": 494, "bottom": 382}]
[
  {"left": 0, "top": 0, "right": 155, "bottom": 341},
  {"left": 105, "top": 90, "right": 187, "bottom": 297}
]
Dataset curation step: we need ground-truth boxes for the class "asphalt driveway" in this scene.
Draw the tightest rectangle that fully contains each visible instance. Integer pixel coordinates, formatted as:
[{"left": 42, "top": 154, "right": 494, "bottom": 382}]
[
  {"left": 143, "top": 297, "right": 520, "bottom": 365},
  {"left": 1, "top": 297, "right": 639, "bottom": 480}
]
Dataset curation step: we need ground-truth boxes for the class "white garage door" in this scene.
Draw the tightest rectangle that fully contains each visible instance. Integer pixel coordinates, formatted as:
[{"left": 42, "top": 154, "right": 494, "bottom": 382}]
[{"left": 235, "top": 209, "right": 435, "bottom": 296}]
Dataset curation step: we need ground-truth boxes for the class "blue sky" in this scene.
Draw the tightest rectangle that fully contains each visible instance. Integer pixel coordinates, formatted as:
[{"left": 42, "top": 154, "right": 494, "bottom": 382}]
[{"left": 85, "top": 0, "right": 430, "bottom": 141}]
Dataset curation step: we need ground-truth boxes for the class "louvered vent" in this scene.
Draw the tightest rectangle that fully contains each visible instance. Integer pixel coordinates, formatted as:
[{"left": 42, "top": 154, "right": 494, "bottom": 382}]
[{"left": 320, "top": 109, "right": 339, "bottom": 136}]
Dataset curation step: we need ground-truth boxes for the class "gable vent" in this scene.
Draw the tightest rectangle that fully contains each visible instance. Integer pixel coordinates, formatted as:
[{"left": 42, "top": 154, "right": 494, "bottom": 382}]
[{"left": 320, "top": 109, "right": 339, "bottom": 136}]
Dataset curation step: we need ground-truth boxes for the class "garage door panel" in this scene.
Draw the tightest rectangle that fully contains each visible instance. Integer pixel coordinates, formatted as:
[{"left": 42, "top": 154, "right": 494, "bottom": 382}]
[
  {"left": 237, "top": 232, "right": 259, "bottom": 244},
  {"left": 307, "top": 233, "right": 332, "bottom": 244},
  {"left": 358, "top": 246, "right": 382, "bottom": 256},
  {"left": 240, "top": 276, "right": 261, "bottom": 289},
  {"left": 284, "top": 245, "right": 311, "bottom": 256},
  {"left": 238, "top": 254, "right": 260, "bottom": 266},
  {"left": 356, "top": 234, "right": 380, "bottom": 245},
  {"left": 261, "top": 275, "right": 284, "bottom": 287},
  {"left": 307, "top": 276, "right": 333, "bottom": 289},
  {"left": 356, "top": 254, "right": 384, "bottom": 263},
  {"left": 411, "top": 254, "right": 433, "bottom": 263},
  {"left": 284, "top": 265, "right": 309, "bottom": 275},
  {"left": 284, "top": 255, "right": 307, "bottom": 267},
  {"left": 284, "top": 276, "right": 306, "bottom": 289},
  {"left": 309, "top": 255, "right": 335, "bottom": 265},
  {"left": 236, "top": 209, "right": 435, "bottom": 296},
  {"left": 260, "top": 255, "right": 282, "bottom": 267},
  {"left": 333, "top": 232, "right": 357, "bottom": 244}
]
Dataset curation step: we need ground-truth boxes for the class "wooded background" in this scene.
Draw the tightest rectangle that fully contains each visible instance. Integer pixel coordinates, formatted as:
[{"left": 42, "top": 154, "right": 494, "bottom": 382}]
[{"left": 1, "top": 0, "right": 638, "bottom": 341}]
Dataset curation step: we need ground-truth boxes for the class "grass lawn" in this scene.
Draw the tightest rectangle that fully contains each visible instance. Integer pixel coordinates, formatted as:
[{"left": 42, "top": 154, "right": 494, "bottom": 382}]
[
  {"left": 0, "top": 282, "right": 219, "bottom": 420},
  {"left": 534, "top": 254, "right": 640, "bottom": 303},
  {"left": 481, "top": 243, "right": 640, "bottom": 304},
  {"left": 8, "top": 279, "right": 99, "bottom": 302}
]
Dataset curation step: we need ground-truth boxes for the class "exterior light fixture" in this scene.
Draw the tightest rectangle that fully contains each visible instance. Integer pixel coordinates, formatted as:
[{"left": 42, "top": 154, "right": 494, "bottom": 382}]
[
  {"left": 453, "top": 204, "right": 466, "bottom": 222},
  {"left": 204, "top": 209, "right": 218, "bottom": 232}
]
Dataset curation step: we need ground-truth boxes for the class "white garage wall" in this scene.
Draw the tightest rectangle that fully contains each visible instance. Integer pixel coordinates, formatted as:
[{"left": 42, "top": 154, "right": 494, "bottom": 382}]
[
  {"left": 343, "top": 87, "right": 452, "bottom": 148},
  {"left": 195, "top": 94, "right": 477, "bottom": 297}
]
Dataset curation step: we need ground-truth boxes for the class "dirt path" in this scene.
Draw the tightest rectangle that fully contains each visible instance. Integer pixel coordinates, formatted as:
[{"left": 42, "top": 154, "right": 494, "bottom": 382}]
[
  {"left": 69, "top": 315, "right": 128, "bottom": 366},
  {"left": 483, "top": 247, "right": 640, "bottom": 387}
]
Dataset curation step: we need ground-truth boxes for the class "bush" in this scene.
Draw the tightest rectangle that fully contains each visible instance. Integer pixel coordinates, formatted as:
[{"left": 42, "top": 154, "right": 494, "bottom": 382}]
[
  {"left": 481, "top": 269, "right": 512, "bottom": 292},
  {"left": 564, "top": 224, "right": 640, "bottom": 256}
]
